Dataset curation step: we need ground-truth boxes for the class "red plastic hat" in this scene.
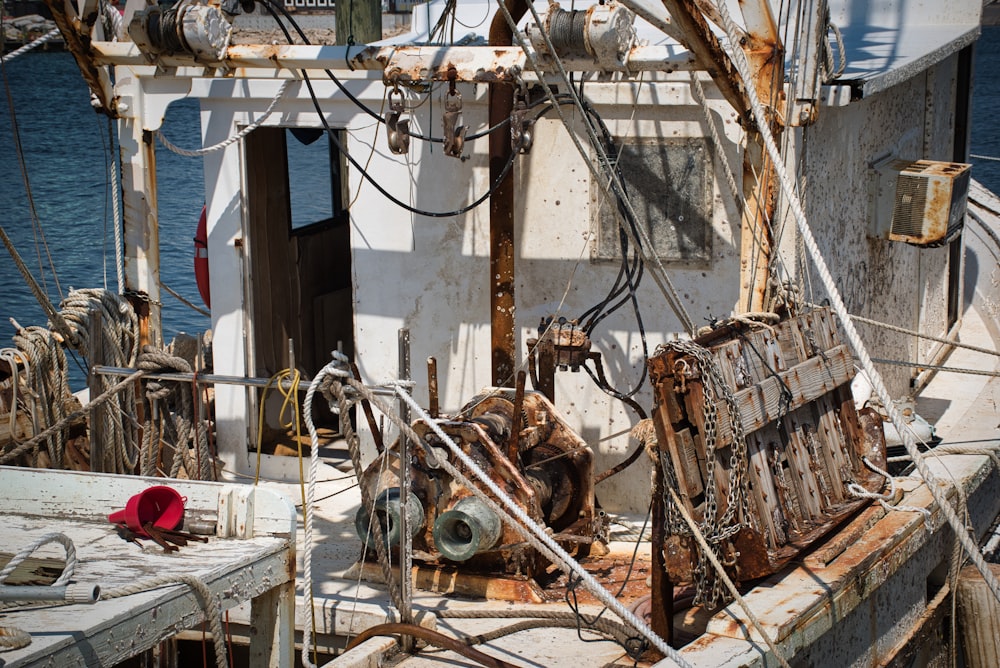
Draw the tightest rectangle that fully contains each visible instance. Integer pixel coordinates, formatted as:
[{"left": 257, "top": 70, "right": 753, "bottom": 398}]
[{"left": 108, "top": 486, "right": 186, "bottom": 537}]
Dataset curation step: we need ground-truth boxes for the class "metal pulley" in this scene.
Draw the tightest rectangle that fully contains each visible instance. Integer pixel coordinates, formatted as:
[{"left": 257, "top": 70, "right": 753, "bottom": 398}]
[
  {"left": 128, "top": 1, "right": 232, "bottom": 64},
  {"left": 386, "top": 88, "right": 410, "bottom": 155},
  {"left": 511, "top": 97, "right": 534, "bottom": 154},
  {"left": 442, "top": 90, "right": 466, "bottom": 158}
]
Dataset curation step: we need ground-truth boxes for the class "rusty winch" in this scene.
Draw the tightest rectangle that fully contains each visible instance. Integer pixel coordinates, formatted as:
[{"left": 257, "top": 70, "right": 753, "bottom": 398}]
[{"left": 355, "top": 389, "right": 601, "bottom": 577}]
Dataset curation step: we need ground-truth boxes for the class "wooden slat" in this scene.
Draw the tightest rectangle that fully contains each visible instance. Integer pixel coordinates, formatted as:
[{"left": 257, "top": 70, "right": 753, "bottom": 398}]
[{"left": 713, "top": 344, "right": 854, "bottom": 444}]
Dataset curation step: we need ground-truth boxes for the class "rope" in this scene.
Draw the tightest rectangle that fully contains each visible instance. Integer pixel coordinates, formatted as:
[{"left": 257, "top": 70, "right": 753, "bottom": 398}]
[
  {"left": 301, "top": 357, "right": 394, "bottom": 668},
  {"left": 847, "top": 312, "right": 999, "bottom": 358},
  {"left": 9, "top": 324, "right": 69, "bottom": 467},
  {"left": 846, "top": 457, "right": 932, "bottom": 528},
  {"left": 712, "top": 0, "right": 1000, "bottom": 609},
  {"left": 60, "top": 289, "right": 141, "bottom": 474},
  {"left": 664, "top": 483, "right": 791, "bottom": 667},
  {"left": 103, "top": 574, "right": 227, "bottom": 668},
  {"left": 970, "top": 153, "right": 1000, "bottom": 163},
  {"left": 870, "top": 358, "right": 1000, "bottom": 379},
  {"left": 0, "top": 28, "right": 60, "bottom": 63},
  {"left": 137, "top": 346, "right": 212, "bottom": 480},
  {"left": 438, "top": 608, "right": 637, "bottom": 647},
  {"left": 156, "top": 80, "right": 293, "bottom": 157},
  {"left": 0, "top": 532, "right": 78, "bottom": 651},
  {"left": 0, "top": 225, "right": 77, "bottom": 346},
  {"left": 0, "top": 533, "right": 77, "bottom": 586},
  {"left": 386, "top": 380, "right": 687, "bottom": 665},
  {"left": 305, "top": 361, "right": 687, "bottom": 664},
  {"left": 0, "top": 370, "right": 144, "bottom": 465}
]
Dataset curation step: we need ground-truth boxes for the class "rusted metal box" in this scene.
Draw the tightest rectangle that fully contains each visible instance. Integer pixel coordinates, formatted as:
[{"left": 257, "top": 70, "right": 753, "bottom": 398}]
[{"left": 648, "top": 307, "right": 886, "bottom": 590}]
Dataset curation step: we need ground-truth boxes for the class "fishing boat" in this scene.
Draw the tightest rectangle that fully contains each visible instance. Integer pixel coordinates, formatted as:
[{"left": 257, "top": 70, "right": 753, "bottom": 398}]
[{"left": 2, "top": 0, "right": 1000, "bottom": 665}]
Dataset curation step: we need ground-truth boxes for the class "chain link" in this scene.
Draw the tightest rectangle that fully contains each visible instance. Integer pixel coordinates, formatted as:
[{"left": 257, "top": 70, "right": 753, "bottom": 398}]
[{"left": 655, "top": 340, "right": 750, "bottom": 608}]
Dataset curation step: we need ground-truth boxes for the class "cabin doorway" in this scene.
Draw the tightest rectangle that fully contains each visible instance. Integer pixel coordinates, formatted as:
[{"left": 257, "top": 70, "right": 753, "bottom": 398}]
[{"left": 242, "top": 126, "right": 353, "bottom": 453}]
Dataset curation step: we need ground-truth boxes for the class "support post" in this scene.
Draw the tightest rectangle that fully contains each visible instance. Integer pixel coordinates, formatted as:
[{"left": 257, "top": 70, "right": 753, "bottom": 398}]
[
  {"left": 397, "top": 328, "right": 414, "bottom": 652},
  {"left": 335, "top": 0, "right": 382, "bottom": 46},
  {"left": 88, "top": 308, "right": 106, "bottom": 473}
]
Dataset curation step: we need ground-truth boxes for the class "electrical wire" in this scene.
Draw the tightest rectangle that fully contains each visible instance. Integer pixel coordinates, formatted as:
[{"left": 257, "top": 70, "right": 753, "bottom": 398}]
[
  {"left": 255, "top": 0, "right": 521, "bottom": 219},
  {"left": 258, "top": 0, "right": 509, "bottom": 142}
]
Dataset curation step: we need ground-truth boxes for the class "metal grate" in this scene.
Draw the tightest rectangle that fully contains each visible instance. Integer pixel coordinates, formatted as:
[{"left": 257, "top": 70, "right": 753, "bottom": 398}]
[{"left": 890, "top": 173, "right": 928, "bottom": 237}]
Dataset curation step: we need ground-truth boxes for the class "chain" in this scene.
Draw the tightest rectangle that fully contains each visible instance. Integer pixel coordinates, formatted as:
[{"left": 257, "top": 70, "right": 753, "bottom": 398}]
[{"left": 655, "top": 340, "right": 750, "bottom": 607}]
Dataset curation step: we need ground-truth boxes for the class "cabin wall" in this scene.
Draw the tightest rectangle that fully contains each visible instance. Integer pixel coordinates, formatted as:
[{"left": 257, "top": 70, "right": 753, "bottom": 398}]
[
  {"left": 798, "top": 54, "right": 960, "bottom": 397},
  {"left": 514, "top": 81, "right": 743, "bottom": 511}
]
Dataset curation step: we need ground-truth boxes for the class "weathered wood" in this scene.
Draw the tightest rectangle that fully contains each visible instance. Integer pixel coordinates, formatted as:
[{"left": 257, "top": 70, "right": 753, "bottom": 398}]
[
  {"left": 714, "top": 343, "right": 854, "bottom": 444},
  {"left": 250, "top": 579, "right": 295, "bottom": 668},
  {"left": 0, "top": 468, "right": 296, "bottom": 668},
  {"left": 648, "top": 308, "right": 887, "bottom": 587},
  {"left": 957, "top": 563, "right": 1000, "bottom": 668}
]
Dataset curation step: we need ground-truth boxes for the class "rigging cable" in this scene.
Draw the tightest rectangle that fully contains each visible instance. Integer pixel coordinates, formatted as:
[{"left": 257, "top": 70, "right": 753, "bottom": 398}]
[
  {"left": 259, "top": 0, "right": 509, "bottom": 143},
  {"left": 494, "top": 0, "right": 696, "bottom": 336},
  {"left": 711, "top": 0, "right": 1000, "bottom": 611}
]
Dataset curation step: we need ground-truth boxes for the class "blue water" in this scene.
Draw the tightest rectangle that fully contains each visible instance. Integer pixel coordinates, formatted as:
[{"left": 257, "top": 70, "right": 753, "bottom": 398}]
[
  {"left": 0, "top": 52, "right": 208, "bottom": 386},
  {"left": 2, "top": 30, "right": 1000, "bottom": 389}
]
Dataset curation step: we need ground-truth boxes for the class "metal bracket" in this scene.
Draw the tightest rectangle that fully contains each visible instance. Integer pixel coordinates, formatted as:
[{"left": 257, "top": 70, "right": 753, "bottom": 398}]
[
  {"left": 442, "top": 90, "right": 466, "bottom": 158},
  {"left": 386, "top": 88, "right": 410, "bottom": 155}
]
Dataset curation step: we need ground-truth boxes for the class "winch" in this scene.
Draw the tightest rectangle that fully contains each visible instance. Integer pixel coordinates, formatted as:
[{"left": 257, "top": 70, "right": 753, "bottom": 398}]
[{"left": 355, "top": 389, "right": 601, "bottom": 577}]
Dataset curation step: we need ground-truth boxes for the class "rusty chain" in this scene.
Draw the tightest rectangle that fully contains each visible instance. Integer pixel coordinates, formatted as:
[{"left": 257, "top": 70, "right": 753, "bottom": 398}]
[{"left": 655, "top": 339, "right": 751, "bottom": 608}]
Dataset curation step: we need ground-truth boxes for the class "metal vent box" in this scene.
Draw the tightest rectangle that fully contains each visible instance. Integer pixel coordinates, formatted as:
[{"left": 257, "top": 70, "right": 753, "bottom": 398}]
[{"left": 869, "top": 158, "right": 971, "bottom": 246}]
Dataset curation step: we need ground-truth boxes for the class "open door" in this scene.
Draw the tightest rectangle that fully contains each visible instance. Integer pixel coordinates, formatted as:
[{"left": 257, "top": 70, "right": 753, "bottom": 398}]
[{"left": 242, "top": 126, "right": 353, "bottom": 451}]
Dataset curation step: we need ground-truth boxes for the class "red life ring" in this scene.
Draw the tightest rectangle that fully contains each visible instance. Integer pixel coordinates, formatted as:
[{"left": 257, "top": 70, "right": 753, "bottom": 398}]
[{"left": 194, "top": 206, "right": 211, "bottom": 309}]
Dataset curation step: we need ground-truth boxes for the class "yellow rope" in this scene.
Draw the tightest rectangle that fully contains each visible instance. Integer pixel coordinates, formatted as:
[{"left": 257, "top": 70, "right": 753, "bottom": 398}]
[{"left": 252, "top": 367, "right": 317, "bottom": 664}]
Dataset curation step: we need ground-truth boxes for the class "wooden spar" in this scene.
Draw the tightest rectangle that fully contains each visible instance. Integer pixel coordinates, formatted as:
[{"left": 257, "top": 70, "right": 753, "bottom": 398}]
[
  {"left": 957, "top": 564, "right": 1000, "bottom": 668},
  {"left": 657, "top": 0, "right": 784, "bottom": 313},
  {"left": 737, "top": 0, "right": 785, "bottom": 313}
]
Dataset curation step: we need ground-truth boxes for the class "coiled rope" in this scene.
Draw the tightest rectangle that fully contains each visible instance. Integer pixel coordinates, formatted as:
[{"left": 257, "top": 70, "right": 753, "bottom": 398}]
[{"left": 137, "top": 346, "right": 213, "bottom": 480}]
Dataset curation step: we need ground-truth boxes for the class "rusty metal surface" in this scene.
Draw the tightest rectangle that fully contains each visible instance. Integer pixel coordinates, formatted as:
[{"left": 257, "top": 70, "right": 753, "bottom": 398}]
[
  {"left": 357, "top": 390, "right": 597, "bottom": 578},
  {"left": 658, "top": 0, "right": 750, "bottom": 119}
]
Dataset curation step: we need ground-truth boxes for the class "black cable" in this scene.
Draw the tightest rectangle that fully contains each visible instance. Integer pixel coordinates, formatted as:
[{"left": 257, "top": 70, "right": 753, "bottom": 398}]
[
  {"left": 257, "top": 0, "right": 520, "bottom": 217},
  {"left": 259, "top": 0, "right": 509, "bottom": 143},
  {"left": 563, "top": 504, "right": 651, "bottom": 659},
  {"left": 528, "top": 94, "right": 652, "bottom": 402}
]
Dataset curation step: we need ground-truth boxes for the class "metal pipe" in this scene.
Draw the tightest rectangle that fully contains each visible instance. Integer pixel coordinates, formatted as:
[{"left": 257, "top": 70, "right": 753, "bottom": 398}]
[
  {"left": 0, "top": 583, "right": 100, "bottom": 604},
  {"left": 397, "top": 328, "right": 414, "bottom": 652},
  {"left": 93, "top": 365, "right": 397, "bottom": 395},
  {"left": 433, "top": 496, "right": 502, "bottom": 562},
  {"left": 354, "top": 488, "right": 425, "bottom": 547}
]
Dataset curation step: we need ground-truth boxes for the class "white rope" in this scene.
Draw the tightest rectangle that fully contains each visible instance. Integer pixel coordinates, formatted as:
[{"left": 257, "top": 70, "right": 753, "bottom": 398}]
[
  {"left": 970, "top": 153, "right": 1000, "bottom": 163},
  {"left": 0, "top": 532, "right": 78, "bottom": 650},
  {"left": 300, "top": 357, "right": 352, "bottom": 668},
  {"left": 156, "top": 80, "right": 293, "bottom": 157},
  {"left": 711, "top": 0, "right": 1000, "bottom": 606},
  {"left": 0, "top": 533, "right": 77, "bottom": 587},
  {"left": 846, "top": 457, "right": 933, "bottom": 528},
  {"left": 0, "top": 28, "right": 60, "bottom": 63}
]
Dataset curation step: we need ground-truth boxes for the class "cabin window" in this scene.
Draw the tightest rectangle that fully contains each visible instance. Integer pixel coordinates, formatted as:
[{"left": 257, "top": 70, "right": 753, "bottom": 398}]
[
  {"left": 286, "top": 128, "right": 349, "bottom": 233},
  {"left": 593, "top": 137, "right": 713, "bottom": 264}
]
